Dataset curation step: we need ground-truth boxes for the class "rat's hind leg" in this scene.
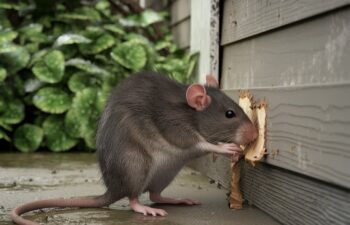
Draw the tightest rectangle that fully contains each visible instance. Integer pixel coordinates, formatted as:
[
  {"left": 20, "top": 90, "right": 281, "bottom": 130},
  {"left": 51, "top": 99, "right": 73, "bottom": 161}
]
[
  {"left": 129, "top": 197, "right": 167, "bottom": 216},
  {"left": 149, "top": 192, "right": 201, "bottom": 205},
  {"left": 121, "top": 146, "right": 168, "bottom": 216}
]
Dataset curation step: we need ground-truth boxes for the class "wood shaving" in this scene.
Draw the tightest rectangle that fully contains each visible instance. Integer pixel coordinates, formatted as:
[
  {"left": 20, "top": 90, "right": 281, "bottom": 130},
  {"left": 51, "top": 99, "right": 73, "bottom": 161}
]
[{"left": 229, "top": 91, "right": 267, "bottom": 209}]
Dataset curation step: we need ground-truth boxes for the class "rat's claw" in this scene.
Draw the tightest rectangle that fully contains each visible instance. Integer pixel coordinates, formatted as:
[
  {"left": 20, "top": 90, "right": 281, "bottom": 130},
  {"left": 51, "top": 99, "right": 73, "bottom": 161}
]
[
  {"left": 129, "top": 198, "right": 167, "bottom": 216},
  {"left": 134, "top": 206, "right": 167, "bottom": 216},
  {"left": 217, "top": 143, "right": 242, "bottom": 155}
]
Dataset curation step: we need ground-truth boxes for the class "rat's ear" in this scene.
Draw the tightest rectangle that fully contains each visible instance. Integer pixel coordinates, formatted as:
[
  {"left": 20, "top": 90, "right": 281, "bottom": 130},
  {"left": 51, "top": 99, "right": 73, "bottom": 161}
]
[
  {"left": 205, "top": 75, "right": 219, "bottom": 88},
  {"left": 186, "top": 84, "right": 212, "bottom": 111}
]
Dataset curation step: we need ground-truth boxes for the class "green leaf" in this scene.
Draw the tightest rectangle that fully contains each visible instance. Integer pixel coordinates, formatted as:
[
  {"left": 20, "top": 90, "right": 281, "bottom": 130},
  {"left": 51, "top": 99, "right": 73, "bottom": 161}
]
[
  {"left": 68, "top": 73, "right": 99, "bottom": 93},
  {"left": 18, "top": 24, "right": 47, "bottom": 43},
  {"left": 0, "top": 129, "right": 10, "bottom": 142},
  {"left": 140, "top": 10, "right": 163, "bottom": 27},
  {"left": 43, "top": 115, "right": 78, "bottom": 152},
  {"left": 79, "top": 34, "right": 115, "bottom": 54},
  {"left": 29, "top": 49, "right": 49, "bottom": 67},
  {"left": 14, "top": 124, "right": 43, "bottom": 152},
  {"left": 70, "top": 88, "right": 99, "bottom": 147},
  {"left": 82, "top": 26, "right": 104, "bottom": 39},
  {"left": 32, "top": 50, "right": 65, "bottom": 83},
  {"left": 124, "top": 33, "right": 149, "bottom": 45},
  {"left": 71, "top": 88, "right": 99, "bottom": 121},
  {"left": 66, "top": 58, "right": 109, "bottom": 75},
  {"left": 19, "top": 24, "right": 43, "bottom": 37},
  {"left": 57, "top": 7, "right": 101, "bottom": 22},
  {"left": 0, "top": 11, "right": 11, "bottom": 28},
  {"left": 12, "top": 74, "right": 25, "bottom": 96},
  {"left": 0, "top": 95, "right": 5, "bottom": 113},
  {"left": 0, "top": 30, "right": 18, "bottom": 43},
  {"left": 24, "top": 78, "right": 43, "bottom": 93},
  {"left": 186, "top": 53, "right": 199, "bottom": 80},
  {"left": 0, "top": 2, "right": 28, "bottom": 10},
  {"left": 103, "top": 24, "right": 125, "bottom": 35},
  {"left": 0, "top": 120, "right": 12, "bottom": 131},
  {"left": 25, "top": 42, "right": 39, "bottom": 53},
  {"left": 64, "top": 109, "right": 81, "bottom": 138},
  {"left": 96, "top": 88, "right": 109, "bottom": 113},
  {"left": 54, "top": 33, "right": 92, "bottom": 47},
  {"left": 83, "top": 126, "right": 96, "bottom": 149},
  {"left": 119, "top": 17, "right": 140, "bottom": 28},
  {"left": 0, "top": 99, "right": 24, "bottom": 124},
  {"left": 33, "top": 87, "right": 71, "bottom": 114},
  {"left": 0, "top": 67, "right": 6, "bottom": 82},
  {"left": 95, "top": 0, "right": 111, "bottom": 16},
  {"left": 57, "top": 45, "right": 77, "bottom": 59},
  {"left": 0, "top": 42, "right": 21, "bottom": 54},
  {"left": 111, "top": 42, "right": 147, "bottom": 70}
]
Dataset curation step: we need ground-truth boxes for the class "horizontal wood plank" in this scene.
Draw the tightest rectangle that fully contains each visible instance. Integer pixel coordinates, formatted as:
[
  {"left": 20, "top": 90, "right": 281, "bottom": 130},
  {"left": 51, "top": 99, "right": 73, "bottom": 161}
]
[
  {"left": 241, "top": 162, "right": 350, "bottom": 225},
  {"left": 225, "top": 84, "right": 350, "bottom": 189},
  {"left": 221, "top": 6, "right": 350, "bottom": 89},
  {"left": 171, "top": 18, "right": 190, "bottom": 49},
  {"left": 189, "top": 154, "right": 232, "bottom": 189},
  {"left": 221, "top": 0, "right": 350, "bottom": 45},
  {"left": 170, "top": 0, "right": 190, "bottom": 25}
]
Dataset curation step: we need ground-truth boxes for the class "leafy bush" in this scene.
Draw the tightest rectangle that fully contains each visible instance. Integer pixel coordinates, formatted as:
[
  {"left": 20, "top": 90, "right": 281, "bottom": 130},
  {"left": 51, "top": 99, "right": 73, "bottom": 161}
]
[{"left": 0, "top": 0, "right": 197, "bottom": 152}]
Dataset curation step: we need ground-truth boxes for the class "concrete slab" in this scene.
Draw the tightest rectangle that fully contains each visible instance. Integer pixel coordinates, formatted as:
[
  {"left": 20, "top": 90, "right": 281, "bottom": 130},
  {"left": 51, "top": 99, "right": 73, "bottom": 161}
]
[{"left": 0, "top": 153, "right": 279, "bottom": 225}]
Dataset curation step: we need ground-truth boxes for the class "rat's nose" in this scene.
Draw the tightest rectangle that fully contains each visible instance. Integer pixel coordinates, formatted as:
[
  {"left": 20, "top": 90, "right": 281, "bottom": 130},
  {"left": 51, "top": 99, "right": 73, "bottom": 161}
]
[{"left": 240, "top": 123, "right": 258, "bottom": 144}]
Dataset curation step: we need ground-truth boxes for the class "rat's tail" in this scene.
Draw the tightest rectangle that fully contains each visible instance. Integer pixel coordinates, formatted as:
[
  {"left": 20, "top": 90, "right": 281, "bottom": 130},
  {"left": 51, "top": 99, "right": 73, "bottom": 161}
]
[{"left": 10, "top": 192, "right": 115, "bottom": 225}]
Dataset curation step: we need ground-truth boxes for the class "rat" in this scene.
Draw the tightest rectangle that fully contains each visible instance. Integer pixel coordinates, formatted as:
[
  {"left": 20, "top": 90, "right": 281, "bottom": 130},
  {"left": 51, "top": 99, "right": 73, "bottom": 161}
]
[{"left": 11, "top": 71, "right": 257, "bottom": 224}]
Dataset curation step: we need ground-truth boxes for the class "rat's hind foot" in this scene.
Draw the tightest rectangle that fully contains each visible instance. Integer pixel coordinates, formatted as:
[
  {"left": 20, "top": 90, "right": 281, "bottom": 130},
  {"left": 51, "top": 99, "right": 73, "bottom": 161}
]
[
  {"left": 149, "top": 193, "right": 201, "bottom": 205},
  {"left": 129, "top": 198, "right": 167, "bottom": 216}
]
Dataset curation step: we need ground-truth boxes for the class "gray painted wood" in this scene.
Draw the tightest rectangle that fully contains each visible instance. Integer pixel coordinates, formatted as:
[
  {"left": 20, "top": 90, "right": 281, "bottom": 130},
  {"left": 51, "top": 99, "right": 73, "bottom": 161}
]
[
  {"left": 190, "top": 0, "right": 220, "bottom": 83},
  {"left": 241, "top": 162, "right": 350, "bottom": 225},
  {"left": 189, "top": 154, "right": 232, "bottom": 188},
  {"left": 221, "top": 0, "right": 350, "bottom": 45},
  {"left": 170, "top": 0, "right": 190, "bottom": 25},
  {"left": 171, "top": 18, "right": 190, "bottom": 49},
  {"left": 190, "top": 153, "right": 350, "bottom": 225},
  {"left": 221, "top": 6, "right": 350, "bottom": 89},
  {"left": 225, "top": 84, "right": 350, "bottom": 189}
]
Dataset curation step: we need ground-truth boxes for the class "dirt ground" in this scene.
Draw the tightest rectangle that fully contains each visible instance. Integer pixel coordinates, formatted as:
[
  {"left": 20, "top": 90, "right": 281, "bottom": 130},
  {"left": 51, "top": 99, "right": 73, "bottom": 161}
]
[{"left": 0, "top": 153, "right": 279, "bottom": 225}]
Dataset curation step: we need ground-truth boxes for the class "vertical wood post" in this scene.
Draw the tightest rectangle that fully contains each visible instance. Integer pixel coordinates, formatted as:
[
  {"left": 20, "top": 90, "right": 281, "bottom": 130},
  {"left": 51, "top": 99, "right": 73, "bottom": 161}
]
[{"left": 190, "top": 0, "right": 220, "bottom": 83}]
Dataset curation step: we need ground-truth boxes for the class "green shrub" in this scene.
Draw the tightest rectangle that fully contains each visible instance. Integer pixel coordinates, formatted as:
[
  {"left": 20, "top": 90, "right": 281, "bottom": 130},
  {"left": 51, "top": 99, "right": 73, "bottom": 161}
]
[{"left": 0, "top": 0, "right": 198, "bottom": 152}]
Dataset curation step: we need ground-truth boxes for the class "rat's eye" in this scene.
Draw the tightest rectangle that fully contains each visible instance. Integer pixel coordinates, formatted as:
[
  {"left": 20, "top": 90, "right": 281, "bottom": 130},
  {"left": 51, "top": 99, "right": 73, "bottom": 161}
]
[{"left": 225, "top": 110, "right": 236, "bottom": 118}]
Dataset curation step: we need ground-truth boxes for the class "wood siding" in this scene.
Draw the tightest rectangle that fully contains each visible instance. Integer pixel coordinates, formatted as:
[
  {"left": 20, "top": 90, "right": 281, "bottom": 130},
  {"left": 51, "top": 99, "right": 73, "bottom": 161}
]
[
  {"left": 220, "top": 4, "right": 350, "bottom": 190},
  {"left": 241, "top": 162, "right": 350, "bottom": 225},
  {"left": 225, "top": 85, "right": 350, "bottom": 189},
  {"left": 170, "top": 0, "right": 191, "bottom": 49},
  {"left": 221, "top": 0, "right": 350, "bottom": 45},
  {"left": 214, "top": 1, "right": 350, "bottom": 224},
  {"left": 221, "top": 6, "right": 350, "bottom": 89}
]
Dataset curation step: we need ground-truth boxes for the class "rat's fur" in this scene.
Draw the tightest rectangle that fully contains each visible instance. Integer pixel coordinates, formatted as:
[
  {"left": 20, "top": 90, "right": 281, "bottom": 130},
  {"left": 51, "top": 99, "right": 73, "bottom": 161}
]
[{"left": 97, "top": 72, "right": 252, "bottom": 201}]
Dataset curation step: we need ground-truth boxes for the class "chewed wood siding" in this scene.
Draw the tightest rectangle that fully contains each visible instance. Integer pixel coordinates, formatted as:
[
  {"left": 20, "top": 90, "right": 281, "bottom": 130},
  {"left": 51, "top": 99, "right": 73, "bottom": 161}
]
[
  {"left": 217, "top": 0, "right": 350, "bottom": 224},
  {"left": 221, "top": 0, "right": 350, "bottom": 189}
]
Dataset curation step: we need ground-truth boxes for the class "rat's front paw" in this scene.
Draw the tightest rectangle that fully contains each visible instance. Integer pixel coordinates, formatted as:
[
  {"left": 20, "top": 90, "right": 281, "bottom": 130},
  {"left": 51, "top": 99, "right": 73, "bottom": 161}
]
[{"left": 217, "top": 143, "right": 242, "bottom": 156}]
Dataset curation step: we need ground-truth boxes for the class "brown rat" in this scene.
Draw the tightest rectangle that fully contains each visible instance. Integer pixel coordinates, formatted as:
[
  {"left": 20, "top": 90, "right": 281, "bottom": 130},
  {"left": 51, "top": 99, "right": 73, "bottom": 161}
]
[{"left": 11, "top": 72, "right": 257, "bottom": 224}]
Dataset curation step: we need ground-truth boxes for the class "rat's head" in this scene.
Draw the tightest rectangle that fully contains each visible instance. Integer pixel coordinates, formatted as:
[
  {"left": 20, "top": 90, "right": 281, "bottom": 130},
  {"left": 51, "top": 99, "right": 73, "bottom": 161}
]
[{"left": 186, "top": 75, "right": 257, "bottom": 145}]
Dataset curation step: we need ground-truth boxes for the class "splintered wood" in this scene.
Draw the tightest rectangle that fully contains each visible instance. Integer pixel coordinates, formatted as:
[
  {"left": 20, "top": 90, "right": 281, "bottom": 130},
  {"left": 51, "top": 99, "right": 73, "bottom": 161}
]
[{"left": 229, "top": 90, "right": 267, "bottom": 209}]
